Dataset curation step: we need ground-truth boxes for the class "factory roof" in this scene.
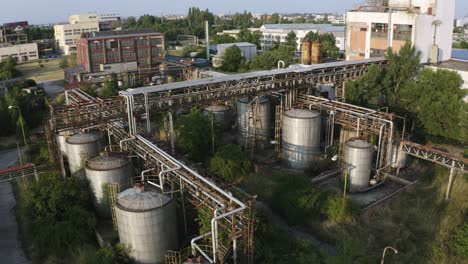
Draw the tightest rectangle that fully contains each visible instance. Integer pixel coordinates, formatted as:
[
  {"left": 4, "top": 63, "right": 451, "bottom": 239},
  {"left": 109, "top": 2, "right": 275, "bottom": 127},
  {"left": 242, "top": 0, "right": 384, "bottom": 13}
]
[
  {"left": 436, "top": 59, "right": 468, "bottom": 72},
  {"left": 261, "top": 23, "right": 345, "bottom": 32},
  {"left": 80, "top": 29, "right": 162, "bottom": 40},
  {"left": 126, "top": 58, "right": 386, "bottom": 96},
  {"left": 216, "top": 42, "right": 256, "bottom": 48}
]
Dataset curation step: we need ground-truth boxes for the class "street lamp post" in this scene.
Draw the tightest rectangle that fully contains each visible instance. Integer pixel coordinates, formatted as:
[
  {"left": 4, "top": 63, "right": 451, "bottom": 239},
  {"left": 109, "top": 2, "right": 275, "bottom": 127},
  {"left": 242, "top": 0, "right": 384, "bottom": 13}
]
[
  {"left": 381, "top": 246, "right": 398, "bottom": 264},
  {"left": 8, "top": 105, "right": 27, "bottom": 148}
]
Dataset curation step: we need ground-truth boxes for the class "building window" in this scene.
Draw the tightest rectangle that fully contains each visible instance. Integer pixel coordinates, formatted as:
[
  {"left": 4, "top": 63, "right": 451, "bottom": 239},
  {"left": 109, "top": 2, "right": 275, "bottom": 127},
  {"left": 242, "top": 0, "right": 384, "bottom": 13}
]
[
  {"left": 370, "top": 49, "right": 386, "bottom": 57},
  {"left": 106, "top": 40, "right": 118, "bottom": 49},
  {"left": 371, "top": 23, "right": 388, "bottom": 38},
  {"left": 393, "top": 24, "right": 412, "bottom": 41}
]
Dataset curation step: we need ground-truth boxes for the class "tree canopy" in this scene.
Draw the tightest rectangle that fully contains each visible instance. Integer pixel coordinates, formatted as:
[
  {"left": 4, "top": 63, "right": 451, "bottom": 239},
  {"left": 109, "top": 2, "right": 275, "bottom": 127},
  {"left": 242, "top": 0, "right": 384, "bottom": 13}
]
[
  {"left": 209, "top": 144, "right": 251, "bottom": 182},
  {"left": 285, "top": 31, "right": 297, "bottom": 51},
  {"left": 250, "top": 45, "right": 295, "bottom": 70},
  {"left": 304, "top": 32, "right": 340, "bottom": 59},
  {"left": 346, "top": 42, "right": 467, "bottom": 143},
  {"left": 176, "top": 108, "right": 219, "bottom": 162},
  {"left": 212, "top": 34, "right": 237, "bottom": 44},
  {"left": 220, "top": 45, "right": 244, "bottom": 72},
  {"left": 20, "top": 173, "right": 96, "bottom": 258}
]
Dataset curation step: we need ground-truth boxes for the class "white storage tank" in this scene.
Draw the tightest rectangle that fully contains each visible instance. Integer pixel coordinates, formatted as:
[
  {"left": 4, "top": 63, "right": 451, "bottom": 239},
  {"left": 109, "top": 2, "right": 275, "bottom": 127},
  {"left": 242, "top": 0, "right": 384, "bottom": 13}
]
[
  {"left": 115, "top": 187, "right": 179, "bottom": 264},
  {"left": 66, "top": 131, "right": 103, "bottom": 178},
  {"left": 344, "top": 139, "right": 373, "bottom": 192},
  {"left": 282, "top": 109, "right": 321, "bottom": 169},
  {"left": 85, "top": 152, "right": 133, "bottom": 218},
  {"left": 391, "top": 143, "right": 408, "bottom": 169},
  {"left": 203, "top": 105, "right": 231, "bottom": 130},
  {"left": 237, "top": 97, "right": 270, "bottom": 145}
]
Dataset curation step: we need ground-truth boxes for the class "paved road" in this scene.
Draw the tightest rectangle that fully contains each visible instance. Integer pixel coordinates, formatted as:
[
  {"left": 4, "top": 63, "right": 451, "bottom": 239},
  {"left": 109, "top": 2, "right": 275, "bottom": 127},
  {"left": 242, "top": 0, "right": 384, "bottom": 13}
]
[
  {"left": 0, "top": 148, "right": 30, "bottom": 264},
  {"left": 39, "top": 79, "right": 64, "bottom": 98}
]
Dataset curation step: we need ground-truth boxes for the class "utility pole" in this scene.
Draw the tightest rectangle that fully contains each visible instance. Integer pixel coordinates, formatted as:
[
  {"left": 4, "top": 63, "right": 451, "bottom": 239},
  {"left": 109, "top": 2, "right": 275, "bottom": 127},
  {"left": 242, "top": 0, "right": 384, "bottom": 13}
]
[{"left": 205, "top": 20, "right": 210, "bottom": 61}]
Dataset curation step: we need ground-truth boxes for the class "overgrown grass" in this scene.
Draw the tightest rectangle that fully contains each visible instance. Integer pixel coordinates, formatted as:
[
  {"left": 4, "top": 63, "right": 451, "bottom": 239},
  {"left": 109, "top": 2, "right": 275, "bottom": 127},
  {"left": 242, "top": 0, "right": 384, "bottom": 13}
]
[
  {"left": 334, "top": 162, "right": 468, "bottom": 263},
  {"left": 243, "top": 171, "right": 357, "bottom": 227}
]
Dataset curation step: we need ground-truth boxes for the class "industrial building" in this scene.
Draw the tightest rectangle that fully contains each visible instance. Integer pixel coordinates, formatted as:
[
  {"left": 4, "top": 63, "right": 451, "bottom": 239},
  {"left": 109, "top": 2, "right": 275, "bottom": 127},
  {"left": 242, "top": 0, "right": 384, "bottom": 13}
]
[
  {"left": 220, "top": 24, "right": 345, "bottom": 52},
  {"left": 76, "top": 29, "right": 165, "bottom": 73},
  {"left": 54, "top": 13, "right": 100, "bottom": 55},
  {"left": 345, "top": 0, "right": 455, "bottom": 63},
  {"left": 212, "top": 42, "right": 257, "bottom": 68},
  {"left": 0, "top": 43, "right": 38, "bottom": 63}
]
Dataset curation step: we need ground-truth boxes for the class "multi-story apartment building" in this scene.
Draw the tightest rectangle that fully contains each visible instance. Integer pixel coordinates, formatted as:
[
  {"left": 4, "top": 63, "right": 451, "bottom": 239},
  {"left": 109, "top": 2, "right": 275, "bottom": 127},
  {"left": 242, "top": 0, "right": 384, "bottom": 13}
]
[
  {"left": 345, "top": 0, "right": 455, "bottom": 63},
  {"left": 0, "top": 43, "right": 38, "bottom": 63},
  {"left": 54, "top": 13, "right": 100, "bottom": 55},
  {"left": 76, "top": 29, "right": 165, "bottom": 73}
]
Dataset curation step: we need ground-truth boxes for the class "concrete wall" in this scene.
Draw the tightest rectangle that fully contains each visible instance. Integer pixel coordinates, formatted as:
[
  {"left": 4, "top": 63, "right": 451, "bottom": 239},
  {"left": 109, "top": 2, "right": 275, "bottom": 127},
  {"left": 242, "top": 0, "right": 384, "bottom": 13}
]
[
  {"left": 346, "top": 0, "right": 454, "bottom": 63},
  {"left": 54, "top": 22, "right": 99, "bottom": 55},
  {"left": 69, "top": 13, "right": 99, "bottom": 24},
  {"left": 0, "top": 43, "right": 38, "bottom": 63}
]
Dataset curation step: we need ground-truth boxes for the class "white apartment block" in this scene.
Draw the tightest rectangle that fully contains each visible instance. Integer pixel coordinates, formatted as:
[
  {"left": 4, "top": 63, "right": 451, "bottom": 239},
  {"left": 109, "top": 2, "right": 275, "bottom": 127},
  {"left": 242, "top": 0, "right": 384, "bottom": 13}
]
[
  {"left": 0, "top": 43, "right": 38, "bottom": 63},
  {"left": 346, "top": 0, "right": 455, "bottom": 63},
  {"left": 54, "top": 13, "right": 99, "bottom": 55},
  {"left": 220, "top": 24, "right": 345, "bottom": 52}
]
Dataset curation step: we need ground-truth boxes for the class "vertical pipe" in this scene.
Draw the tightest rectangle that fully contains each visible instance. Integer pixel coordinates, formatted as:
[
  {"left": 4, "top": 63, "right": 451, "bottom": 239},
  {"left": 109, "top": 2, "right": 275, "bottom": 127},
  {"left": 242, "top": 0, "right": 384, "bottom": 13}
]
[
  {"left": 107, "top": 128, "right": 113, "bottom": 152},
  {"left": 144, "top": 92, "right": 151, "bottom": 134},
  {"left": 205, "top": 21, "right": 210, "bottom": 61},
  {"left": 168, "top": 112, "right": 175, "bottom": 154},
  {"left": 445, "top": 161, "right": 456, "bottom": 201}
]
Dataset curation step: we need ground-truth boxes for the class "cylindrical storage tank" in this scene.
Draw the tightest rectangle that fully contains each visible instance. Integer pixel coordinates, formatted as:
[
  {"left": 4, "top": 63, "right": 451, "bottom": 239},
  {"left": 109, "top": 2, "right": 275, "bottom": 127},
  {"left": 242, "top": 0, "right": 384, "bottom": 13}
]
[
  {"left": 85, "top": 152, "right": 133, "bottom": 218},
  {"left": 282, "top": 109, "right": 321, "bottom": 169},
  {"left": 311, "top": 41, "right": 322, "bottom": 64},
  {"left": 237, "top": 97, "right": 270, "bottom": 145},
  {"left": 391, "top": 144, "right": 407, "bottom": 169},
  {"left": 115, "top": 188, "right": 178, "bottom": 264},
  {"left": 66, "top": 131, "right": 103, "bottom": 178},
  {"left": 344, "top": 139, "right": 373, "bottom": 192},
  {"left": 301, "top": 41, "right": 311, "bottom": 65},
  {"left": 204, "top": 105, "right": 231, "bottom": 130},
  {"left": 57, "top": 130, "right": 75, "bottom": 178}
]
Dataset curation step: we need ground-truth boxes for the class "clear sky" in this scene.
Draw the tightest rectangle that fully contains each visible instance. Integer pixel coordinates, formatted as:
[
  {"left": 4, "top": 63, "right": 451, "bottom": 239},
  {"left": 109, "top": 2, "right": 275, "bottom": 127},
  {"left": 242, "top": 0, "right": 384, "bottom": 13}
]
[{"left": 0, "top": 0, "right": 466, "bottom": 24}]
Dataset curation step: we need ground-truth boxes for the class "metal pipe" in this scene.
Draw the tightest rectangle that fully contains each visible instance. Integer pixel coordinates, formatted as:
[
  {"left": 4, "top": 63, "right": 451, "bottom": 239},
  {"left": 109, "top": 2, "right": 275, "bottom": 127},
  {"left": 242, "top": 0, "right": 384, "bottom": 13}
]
[
  {"left": 191, "top": 232, "right": 214, "bottom": 263},
  {"left": 376, "top": 124, "right": 385, "bottom": 169},
  {"left": 141, "top": 168, "right": 156, "bottom": 183},
  {"left": 119, "top": 136, "right": 136, "bottom": 150}
]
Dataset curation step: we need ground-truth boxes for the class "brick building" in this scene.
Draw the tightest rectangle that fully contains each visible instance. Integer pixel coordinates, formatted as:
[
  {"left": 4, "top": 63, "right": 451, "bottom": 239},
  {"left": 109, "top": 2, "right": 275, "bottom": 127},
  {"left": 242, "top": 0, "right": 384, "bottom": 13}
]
[{"left": 76, "top": 29, "right": 165, "bottom": 73}]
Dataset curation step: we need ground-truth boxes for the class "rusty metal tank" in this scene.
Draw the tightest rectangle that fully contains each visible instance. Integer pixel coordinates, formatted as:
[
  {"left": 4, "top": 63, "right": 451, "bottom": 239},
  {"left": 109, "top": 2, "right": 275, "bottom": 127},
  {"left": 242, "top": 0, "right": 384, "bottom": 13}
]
[
  {"left": 301, "top": 41, "right": 311, "bottom": 65},
  {"left": 311, "top": 41, "right": 322, "bottom": 64}
]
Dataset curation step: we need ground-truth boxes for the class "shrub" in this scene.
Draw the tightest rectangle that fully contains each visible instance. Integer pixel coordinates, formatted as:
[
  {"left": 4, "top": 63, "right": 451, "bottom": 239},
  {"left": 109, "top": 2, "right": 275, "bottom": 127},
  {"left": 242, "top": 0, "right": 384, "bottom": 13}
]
[
  {"left": 209, "top": 144, "right": 250, "bottom": 182},
  {"left": 21, "top": 173, "right": 96, "bottom": 258},
  {"left": 452, "top": 221, "right": 468, "bottom": 257}
]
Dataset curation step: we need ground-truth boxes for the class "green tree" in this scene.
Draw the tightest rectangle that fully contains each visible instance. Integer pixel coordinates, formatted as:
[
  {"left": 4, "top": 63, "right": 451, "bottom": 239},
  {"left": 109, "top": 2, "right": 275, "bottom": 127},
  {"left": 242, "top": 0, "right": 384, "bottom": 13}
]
[
  {"left": 220, "top": 45, "right": 244, "bottom": 72},
  {"left": 346, "top": 64, "right": 383, "bottom": 106},
  {"left": 176, "top": 108, "right": 218, "bottom": 162},
  {"left": 400, "top": 68, "right": 465, "bottom": 141},
  {"left": 383, "top": 42, "right": 421, "bottom": 106},
  {"left": 90, "top": 243, "right": 131, "bottom": 264},
  {"left": 250, "top": 45, "right": 294, "bottom": 70},
  {"left": 304, "top": 32, "right": 340, "bottom": 59},
  {"left": 237, "top": 29, "right": 261, "bottom": 49},
  {"left": 21, "top": 173, "right": 96, "bottom": 258},
  {"left": 209, "top": 144, "right": 251, "bottom": 182},
  {"left": 267, "top": 13, "right": 281, "bottom": 24},
  {"left": 285, "top": 31, "right": 297, "bottom": 51},
  {"left": 212, "top": 34, "right": 237, "bottom": 44},
  {"left": 59, "top": 56, "right": 69, "bottom": 69}
]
